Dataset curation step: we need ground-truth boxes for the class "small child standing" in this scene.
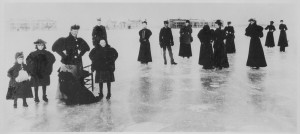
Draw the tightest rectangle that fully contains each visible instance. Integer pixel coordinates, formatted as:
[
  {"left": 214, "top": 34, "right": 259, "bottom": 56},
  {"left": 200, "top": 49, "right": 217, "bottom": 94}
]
[
  {"left": 89, "top": 40, "right": 118, "bottom": 100},
  {"left": 6, "top": 52, "right": 33, "bottom": 108}
]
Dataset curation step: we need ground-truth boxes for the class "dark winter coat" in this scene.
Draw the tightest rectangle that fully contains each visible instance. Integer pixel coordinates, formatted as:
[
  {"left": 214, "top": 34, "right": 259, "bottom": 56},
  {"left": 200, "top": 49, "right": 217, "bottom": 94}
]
[
  {"left": 224, "top": 26, "right": 236, "bottom": 53},
  {"left": 92, "top": 25, "right": 107, "bottom": 45},
  {"left": 52, "top": 33, "right": 90, "bottom": 66},
  {"left": 159, "top": 27, "right": 174, "bottom": 48},
  {"left": 198, "top": 26, "right": 214, "bottom": 68},
  {"left": 278, "top": 24, "right": 288, "bottom": 47},
  {"left": 265, "top": 25, "right": 276, "bottom": 47},
  {"left": 26, "top": 50, "right": 56, "bottom": 86},
  {"left": 245, "top": 23, "right": 267, "bottom": 67},
  {"left": 7, "top": 63, "right": 33, "bottom": 99},
  {"left": 89, "top": 45, "right": 118, "bottom": 72},
  {"left": 213, "top": 28, "right": 229, "bottom": 68},
  {"left": 138, "top": 28, "right": 152, "bottom": 63},
  {"left": 179, "top": 25, "right": 193, "bottom": 58}
]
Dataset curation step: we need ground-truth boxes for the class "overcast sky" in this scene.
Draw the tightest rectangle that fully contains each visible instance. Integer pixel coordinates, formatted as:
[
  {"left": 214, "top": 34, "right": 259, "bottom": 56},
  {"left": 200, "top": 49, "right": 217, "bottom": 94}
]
[{"left": 3, "top": 2, "right": 297, "bottom": 29}]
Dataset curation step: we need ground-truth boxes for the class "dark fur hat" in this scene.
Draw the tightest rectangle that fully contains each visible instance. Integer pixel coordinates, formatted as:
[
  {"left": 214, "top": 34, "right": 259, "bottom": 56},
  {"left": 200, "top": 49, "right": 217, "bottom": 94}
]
[
  {"left": 70, "top": 24, "right": 80, "bottom": 30},
  {"left": 248, "top": 18, "right": 256, "bottom": 22},
  {"left": 164, "top": 20, "right": 169, "bottom": 24},
  {"left": 186, "top": 20, "right": 190, "bottom": 24}
]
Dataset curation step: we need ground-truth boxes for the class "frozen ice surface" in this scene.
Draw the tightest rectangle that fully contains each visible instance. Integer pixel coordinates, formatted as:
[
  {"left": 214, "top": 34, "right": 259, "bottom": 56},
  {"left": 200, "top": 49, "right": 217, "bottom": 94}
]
[{"left": 0, "top": 26, "right": 297, "bottom": 132}]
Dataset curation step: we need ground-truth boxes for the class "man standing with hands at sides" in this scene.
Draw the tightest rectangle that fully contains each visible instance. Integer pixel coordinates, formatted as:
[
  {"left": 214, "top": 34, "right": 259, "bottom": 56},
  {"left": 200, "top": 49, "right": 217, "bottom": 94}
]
[
  {"left": 159, "top": 20, "right": 177, "bottom": 65},
  {"left": 92, "top": 18, "right": 107, "bottom": 47},
  {"left": 138, "top": 20, "right": 152, "bottom": 65}
]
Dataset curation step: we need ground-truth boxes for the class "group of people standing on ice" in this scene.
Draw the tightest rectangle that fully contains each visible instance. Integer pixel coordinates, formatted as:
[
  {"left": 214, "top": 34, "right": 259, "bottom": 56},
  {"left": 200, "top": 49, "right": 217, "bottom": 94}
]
[
  {"left": 5, "top": 17, "right": 289, "bottom": 108},
  {"left": 264, "top": 20, "right": 289, "bottom": 52}
]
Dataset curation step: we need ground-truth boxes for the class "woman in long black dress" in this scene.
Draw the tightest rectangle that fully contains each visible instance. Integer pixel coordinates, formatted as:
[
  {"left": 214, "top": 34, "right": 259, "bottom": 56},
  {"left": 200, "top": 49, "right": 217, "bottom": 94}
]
[
  {"left": 264, "top": 21, "right": 276, "bottom": 48},
  {"left": 213, "top": 20, "right": 229, "bottom": 70},
  {"left": 179, "top": 20, "right": 193, "bottom": 58},
  {"left": 278, "top": 20, "right": 288, "bottom": 52},
  {"left": 138, "top": 21, "right": 152, "bottom": 64},
  {"left": 198, "top": 25, "right": 214, "bottom": 69},
  {"left": 26, "top": 39, "right": 56, "bottom": 103},
  {"left": 224, "top": 21, "right": 236, "bottom": 53},
  {"left": 245, "top": 18, "right": 267, "bottom": 69}
]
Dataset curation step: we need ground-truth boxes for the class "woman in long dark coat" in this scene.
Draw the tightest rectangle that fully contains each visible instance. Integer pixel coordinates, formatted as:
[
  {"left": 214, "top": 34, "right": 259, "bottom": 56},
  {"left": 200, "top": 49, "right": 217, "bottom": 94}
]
[
  {"left": 7, "top": 52, "right": 33, "bottom": 108},
  {"left": 198, "top": 25, "right": 214, "bottom": 69},
  {"left": 224, "top": 21, "right": 236, "bottom": 53},
  {"left": 245, "top": 18, "right": 267, "bottom": 69},
  {"left": 264, "top": 21, "right": 276, "bottom": 48},
  {"left": 179, "top": 20, "right": 193, "bottom": 58},
  {"left": 278, "top": 20, "right": 288, "bottom": 52},
  {"left": 26, "top": 39, "right": 56, "bottom": 103},
  {"left": 138, "top": 21, "right": 152, "bottom": 64},
  {"left": 89, "top": 40, "right": 118, "bottom": 100},
  {"left": 213, "top": 20, "right": 229, "bottom": 69}
]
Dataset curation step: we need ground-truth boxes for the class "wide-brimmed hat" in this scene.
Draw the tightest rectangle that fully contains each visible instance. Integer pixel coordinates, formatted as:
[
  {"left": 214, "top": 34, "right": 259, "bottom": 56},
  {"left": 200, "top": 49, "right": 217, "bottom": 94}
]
[
  {"left": 142, "top": 20, "right": 147, "bottom": 24},
  {"left": 70, "top": 24, "right": 80, "bottom": 30},
  {"left": 34, "top": 39, "right": 46, "bottom": 45}
]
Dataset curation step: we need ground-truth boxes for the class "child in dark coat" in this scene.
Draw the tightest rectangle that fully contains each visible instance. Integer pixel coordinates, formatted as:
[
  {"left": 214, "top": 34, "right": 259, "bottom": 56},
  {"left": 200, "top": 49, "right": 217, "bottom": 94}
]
[
  {"left": 89, "top": 40, "right": 118, "bottom": 100},
  {"left": 26, "top": 39, "right": 56, "bottom": 103},
  {"left": 6, "top": 52, "right": 33, "bottom": 108}
]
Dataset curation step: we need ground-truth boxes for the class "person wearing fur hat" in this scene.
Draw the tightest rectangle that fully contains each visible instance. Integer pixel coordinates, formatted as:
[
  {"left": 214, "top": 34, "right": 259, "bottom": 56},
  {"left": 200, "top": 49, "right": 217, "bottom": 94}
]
[
  {"left": 92, "top": 18, "right": 108, "bottom": 46},
  {"left": 89, "top": 39, "right": 118, "bottom": 100},
  {"left": 159, "top": 20, "right": 177, "bottom": 65},
  {"left": 138, "top": 20, "right": 152, "bottom": 64},
  {"left": 245, "top": 18, "right": 267, "bottom": 69},
  {"left": 213, "top": 20, "right": 229, "bottom": 70},
  {"left": 265, "top": 21, "right": 276, "bottom": 48},
  {"left": 179, "top": 20, "right": 193, "bottom": 59},
  {"left": 224, "top": 21, "right": 236, "bottom": 53},
  {"left": 26, "top": 39, "right": 56, "bottom": 103},
  {"left": 278, "top": 20, "right": 288, "bottom": 52},
  {"left": 6, "top": 52, "right": 33, "bottom": 108}
]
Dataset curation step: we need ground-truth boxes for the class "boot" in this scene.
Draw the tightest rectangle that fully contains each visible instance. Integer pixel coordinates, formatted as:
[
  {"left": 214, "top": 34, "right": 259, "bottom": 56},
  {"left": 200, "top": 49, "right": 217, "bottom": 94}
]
[
  {"left": 171, "top": 61, "right": 177, "bottom": 65},
  {"left": 98, "top": 93, "right": 104, "bottom": 100},
  {"left": 106, "top": 93, "right": 111, "bottom": 100},
  {"left": 34, "top": 97, "right": 40, "bottom": 103},
  {"left": 43, "top": 95, "right": 48, "bottom": 102}
]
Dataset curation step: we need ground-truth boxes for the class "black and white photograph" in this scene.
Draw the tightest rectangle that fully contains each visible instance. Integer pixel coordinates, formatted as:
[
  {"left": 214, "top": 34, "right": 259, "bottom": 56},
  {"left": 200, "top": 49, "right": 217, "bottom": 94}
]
[{"left": 0, "top": 0, "right": 299, "bottom": 133}]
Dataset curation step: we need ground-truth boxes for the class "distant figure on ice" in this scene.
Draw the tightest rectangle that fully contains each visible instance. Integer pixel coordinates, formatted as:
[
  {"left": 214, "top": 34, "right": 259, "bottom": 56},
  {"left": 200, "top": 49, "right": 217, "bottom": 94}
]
[
  {"left": 278, "top": 20, "right": 288, "bottom": 52},
  {"left": 89, "top": 40, "right": 118, "bottom": 100},
  {"left": 138, "top": 21, "right": 152, "bottom": 64},
  {"left": 6, "top": 52, "right": 33, "bottom": 108},
  {"left": 245, "top": 18, "right": 267, "bottom": 69},
  {"left": 198, "top": 25, "right": 214, "bottom": 69},
  {"left": 264, "top": 21, "right": 276, "bottom": 48},
  {"left": 53, "top": 25, "right": 99, "bottom": 105},
  {"left": 179, "top": 20, "right": 193, "bottom": 59},
  {"left": 26, "top": 39, "right": 56, "bottom": 103},
  {"left": 92, "top": 18, "right": 108, "bottom": 46},
  {"left": 213, "top": 20, "right": 229, "bottom": 70},
  {"left": 159, "top": 20, "right": 177, "bottom": 65},
  {"left": 224, "top": 21, "right": 236, "bottom": 53}
]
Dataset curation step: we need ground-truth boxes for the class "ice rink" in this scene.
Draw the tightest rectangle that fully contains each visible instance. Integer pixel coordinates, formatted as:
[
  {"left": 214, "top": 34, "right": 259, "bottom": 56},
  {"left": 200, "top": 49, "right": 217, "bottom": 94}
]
[{"left": 0, "top": 25, "right": 298, "bottom": 132}]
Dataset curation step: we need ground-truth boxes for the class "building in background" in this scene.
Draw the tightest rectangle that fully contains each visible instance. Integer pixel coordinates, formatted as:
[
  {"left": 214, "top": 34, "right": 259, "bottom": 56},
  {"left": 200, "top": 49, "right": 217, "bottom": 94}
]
[
  {"left": 8, "top": 19, "right": 56, "bottom": 31},
  {"left": 168, "top": 19, "right": 222, "bottom": 28}
]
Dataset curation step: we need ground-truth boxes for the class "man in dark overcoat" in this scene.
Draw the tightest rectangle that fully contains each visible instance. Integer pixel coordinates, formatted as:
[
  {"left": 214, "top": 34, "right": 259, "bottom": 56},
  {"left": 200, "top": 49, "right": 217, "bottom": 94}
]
[{"left": 159, "top": 20, "right": 177, "bottom": 65}]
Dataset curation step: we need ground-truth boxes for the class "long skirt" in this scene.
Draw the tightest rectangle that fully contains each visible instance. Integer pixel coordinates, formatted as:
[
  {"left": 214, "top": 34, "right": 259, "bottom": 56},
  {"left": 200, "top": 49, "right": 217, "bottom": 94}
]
[
  {"left": 246, "top": 37, "right": 267, "bottom": 67},
  {"left": 138, "top": 42, "right": 152, "bottom": 63},
  {"left": 199, "top": 42, "right": 214, "bottom": 69},
  {"left": 226, "top": 34, "right": 236, "bottom": 53},
  {"left": 179, "top": 43, "right": 192, "bottom": 58},
  {"left": 265, "top": 32, "right": 275, "bottom": 47},
  {"left": 278, "top": 30, "right": 288, "bottom": 47},
  {"left": 213, "top": 41, "right": 229, "bottom": 68}
]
